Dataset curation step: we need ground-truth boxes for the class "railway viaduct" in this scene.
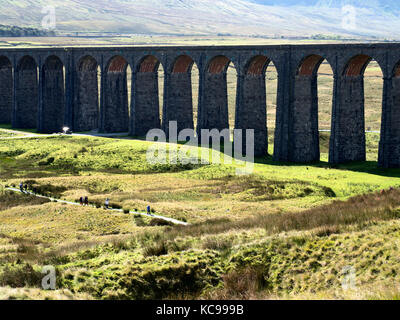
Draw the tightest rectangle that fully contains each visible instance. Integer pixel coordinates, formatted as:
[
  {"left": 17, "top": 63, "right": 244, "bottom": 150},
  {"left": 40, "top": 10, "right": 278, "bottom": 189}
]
[{"left": 0, "top": 43, "right": 400, "bottom": 168}]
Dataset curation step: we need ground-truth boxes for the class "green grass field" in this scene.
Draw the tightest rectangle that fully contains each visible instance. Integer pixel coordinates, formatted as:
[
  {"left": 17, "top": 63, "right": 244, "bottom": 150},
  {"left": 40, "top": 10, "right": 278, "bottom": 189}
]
[{"left": 1, "top": 128, "right": 400, "bottom": 300}]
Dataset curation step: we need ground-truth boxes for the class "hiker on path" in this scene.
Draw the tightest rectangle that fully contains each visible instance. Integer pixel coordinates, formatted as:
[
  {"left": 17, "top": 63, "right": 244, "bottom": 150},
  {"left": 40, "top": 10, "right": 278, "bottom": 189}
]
[
  {"left": 19, "top": 182, "right": 23, "bottom": 193},
  {"left": 147, "top": 205, "right": 151, "bottom": 216},
  {"left": 105, "top": 198, "right": 110, "bottom": 209},
  {"left": 79, "top": 197, "right": 84, "bottom": 206},
  {"left": 24, "top": 184, "right": 28, "bottom": 192},
  {"left": 84, "top": 196, "right": 89, "bottom": 206}
]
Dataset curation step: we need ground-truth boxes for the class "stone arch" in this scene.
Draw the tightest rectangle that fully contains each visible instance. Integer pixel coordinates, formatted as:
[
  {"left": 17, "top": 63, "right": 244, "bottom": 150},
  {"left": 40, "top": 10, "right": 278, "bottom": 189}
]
[
  {"left": 14, "top": 55, "right": 38, "bottom": 129},
  {"left": 0, "top": 56, "right": 13, "bottom": 124},
  {"left": 291, "top": 54, "right": 334, "bottom": 162},
  {"left": 102, "top": 55, "right": 130, "bottom": 133},
  {"left": 74, "top": 55, "right": 100, "bottom": 132},
  {"left": 131, "top": 55, "right": 163, "bottom": 136},
  {"left": 297, "top": 54, "right": 325, "bottom": 77},
  {"left": 393, "top": 60, "right": 400, "bottom": 78},
  {"left": 206, "top": 55, "right": 233, "bottom": 74},
  {"left": 343, "top": 54, "right": 372, "bottom": 76},
  {"left": 245, "top": 55, "right": 271, "bottom": 76},
  {"left": 171, "top": 55, "right": 195, "bottom": 74},
  {"left": 40, "top": 55, "right": 65, "bottom": 133},
  {"left": 137, "top": 55, "right": 161, "bottom": 73}
]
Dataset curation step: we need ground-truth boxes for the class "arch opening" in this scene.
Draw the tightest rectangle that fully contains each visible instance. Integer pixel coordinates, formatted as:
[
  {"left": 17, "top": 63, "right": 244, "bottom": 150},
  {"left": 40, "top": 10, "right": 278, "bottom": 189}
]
[
  {"left": 207, "top": 56, "right": 231, "bottom": 75},
  {"left": 364, "top": 59, "right": 383, "bottom": 162},
  {"left": 343, "top": 54, "right": 372, "bottom": 77},
  {"left": 0, "top": 56, "right": 13, "bottom": 124},
  {"left": 41, "top": 55, "right": 65, "bottom": 133},
  {"left": 317, "top": 59, "right": 334, "bottom": 160},
  {"left": 15, "top": 55, "right": 38, "bottom": 129}
]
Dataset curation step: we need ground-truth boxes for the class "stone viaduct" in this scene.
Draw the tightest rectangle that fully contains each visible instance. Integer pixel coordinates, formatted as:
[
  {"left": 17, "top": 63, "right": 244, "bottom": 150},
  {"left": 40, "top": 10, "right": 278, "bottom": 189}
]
[{"left": 0, "top": 43, "right": 400, "bottom": 168}]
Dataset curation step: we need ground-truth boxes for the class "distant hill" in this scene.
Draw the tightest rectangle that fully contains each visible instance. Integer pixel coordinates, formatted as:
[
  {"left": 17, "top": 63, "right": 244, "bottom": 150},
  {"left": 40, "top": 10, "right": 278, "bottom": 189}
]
[
  {"left": 0, "top": 24, "right": 55, "bottom": 37},
  {"left": 0, "top": 0, "right": 399, "bottom": 39}
]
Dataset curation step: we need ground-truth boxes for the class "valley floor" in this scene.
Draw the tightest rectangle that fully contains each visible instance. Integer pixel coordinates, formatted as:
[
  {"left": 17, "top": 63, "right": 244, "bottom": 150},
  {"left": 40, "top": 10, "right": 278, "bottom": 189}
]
[{"left": 0, "top": 128, "right": 400, "bottom": 300}]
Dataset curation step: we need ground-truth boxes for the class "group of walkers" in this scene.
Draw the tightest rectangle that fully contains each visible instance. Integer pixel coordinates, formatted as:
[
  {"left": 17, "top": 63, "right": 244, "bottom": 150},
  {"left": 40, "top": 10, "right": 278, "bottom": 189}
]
[
  {"left": 19, "top": 182, "right": 38, "bottom": 195},
  {"left": 79, "top": 196, "right": 110, "bottom": 209},
  {"left": 18, "top": 182, "right": 152, "bottom": 214},
  {"left": 19, "top": 182, "right": 27, "bottom": 193},
  {"left": 79, "top": 196, "right": 89, "bottom": 206}
]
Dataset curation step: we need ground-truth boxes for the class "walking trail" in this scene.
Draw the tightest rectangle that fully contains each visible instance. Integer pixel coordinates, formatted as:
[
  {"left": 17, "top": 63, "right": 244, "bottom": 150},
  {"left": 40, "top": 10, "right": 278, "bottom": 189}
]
[{"left": 6, "top": 187, "right": 189, "bottom": 226}]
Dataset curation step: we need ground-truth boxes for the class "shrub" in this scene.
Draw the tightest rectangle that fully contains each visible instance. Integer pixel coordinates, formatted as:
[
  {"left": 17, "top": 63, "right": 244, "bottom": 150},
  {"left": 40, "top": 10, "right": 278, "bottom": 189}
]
[
  {"left": 34, "top": 184, "right": 67, "bottom": 198},
  {"left": 149, "top": 218, "right": 174, "bottom": 227},
  {"left": 123, "top": 208, "right": 130, "bottom": 214},
  {"left": 134, "top": 215, "right": 147, "bottom": 227},
  {"left": 38, "top": 157, "right": 55, "bottom": 166},
  {"left": 220, "top": 266, "right": 268, "bottom": 299},
  {"left": 0, "top": 264, "right": 42, "bottom": 288},
  {"left": 110, "top": 203, "right": 122, "bottom": 210},
  {"left": 143, "top": 241, "right": 168, "bottom": 257},
  {"left": 323, "top": 186, "right": 336, "bottom": 197},
  {"left": 202, "top": 237, "right": 232, "bottom": 251}
]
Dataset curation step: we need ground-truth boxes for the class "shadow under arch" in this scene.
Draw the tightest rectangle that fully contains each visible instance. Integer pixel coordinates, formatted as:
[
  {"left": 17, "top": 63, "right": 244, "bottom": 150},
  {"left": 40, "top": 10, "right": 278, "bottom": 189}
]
[
  {"left": 102, "top": 55, "right": 130, "bottom": 133},
  {"left": 0, "top": 56, "right": 13, "bottom": 124},
  {"left": 14, "top": 55, "right": 38, "bottom": 129},
  {"left": 131, "top": 55, "right": 163, "bottom": 137},
  {"left": 291, "top": 54, "right": 334, "bottom": 163},
  {"left": 39, "top": 55, "right": 65, "bottom": 133},
  {"left": 75, "top": 55, "right": 100, "bottom": 132}
]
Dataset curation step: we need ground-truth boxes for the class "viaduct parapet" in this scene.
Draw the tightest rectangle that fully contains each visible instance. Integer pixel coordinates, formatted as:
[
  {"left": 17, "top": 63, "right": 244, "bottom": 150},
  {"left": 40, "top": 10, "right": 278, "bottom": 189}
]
[{"left": 0, "top": 43, "right": 399, "bottom": 167}]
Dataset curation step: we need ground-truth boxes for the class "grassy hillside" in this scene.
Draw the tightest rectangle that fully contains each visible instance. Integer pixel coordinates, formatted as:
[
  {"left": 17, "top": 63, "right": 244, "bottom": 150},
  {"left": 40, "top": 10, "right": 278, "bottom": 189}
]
[{"left": 1, "top": 130, "right": 400, "bottom": 299}]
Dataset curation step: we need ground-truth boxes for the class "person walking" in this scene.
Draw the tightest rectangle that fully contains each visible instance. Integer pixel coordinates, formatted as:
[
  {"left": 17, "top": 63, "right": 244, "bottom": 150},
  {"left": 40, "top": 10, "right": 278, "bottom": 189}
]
[
  {"left": 84, "top": 196, "right": 89, "bottom": 206},
  {"left": 147, "top": 205, "right": 151, "bottom": 216},
  {"left": 19, "top": 182, "right": 23, "bottom": 193},
  {"left": 79, "top": 197, "right": 84, "bottom": 206},
  {"left": 105, "top": 198, "right": 110, "bottom": 209}
]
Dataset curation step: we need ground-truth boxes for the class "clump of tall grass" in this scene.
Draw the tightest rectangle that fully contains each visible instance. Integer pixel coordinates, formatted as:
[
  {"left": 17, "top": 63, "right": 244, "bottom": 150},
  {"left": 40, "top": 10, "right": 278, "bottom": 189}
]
[
  {"left": 143, "top": 241, "right": 168, "bottom": 257},
  {"left": 205, "top": 266, "right": 267, "bottom": 300},
  {"left": 0, "top": 264, "right": 42, "bottom": 288}
]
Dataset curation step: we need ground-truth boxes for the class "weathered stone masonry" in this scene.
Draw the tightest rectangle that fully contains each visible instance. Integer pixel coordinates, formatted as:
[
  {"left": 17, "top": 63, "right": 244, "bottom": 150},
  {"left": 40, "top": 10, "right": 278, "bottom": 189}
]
[{"left": 1, "top": 44, "right": 400, "bottom": 168}]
